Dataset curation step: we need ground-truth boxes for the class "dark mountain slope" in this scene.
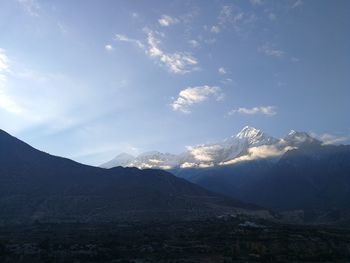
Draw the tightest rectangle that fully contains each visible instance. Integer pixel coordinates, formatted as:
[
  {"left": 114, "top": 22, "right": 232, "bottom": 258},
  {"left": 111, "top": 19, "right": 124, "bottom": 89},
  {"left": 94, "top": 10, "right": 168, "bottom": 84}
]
[
  {"left": 0, "top": 129, "right": 265, "bottom": 223},
  {"left": 172, "top": 144, "right": 350, "bottom": 222},
  {"left": 243, "top": 145, "right": 350, "bottom": 212},
  {"left": 171, "top": 159, "right": 274, "bottom": 200}
]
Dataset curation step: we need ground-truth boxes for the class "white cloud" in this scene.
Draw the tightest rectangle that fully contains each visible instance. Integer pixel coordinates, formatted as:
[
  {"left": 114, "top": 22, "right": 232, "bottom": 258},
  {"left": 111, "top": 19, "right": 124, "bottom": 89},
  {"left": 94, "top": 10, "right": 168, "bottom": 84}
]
[
  {"left": 113, "top": 31, "right": 198, "bottom": 74},
  {"left": 216, "top": 5, "right": 256, "bottom": 32},
  {"left": 17, "top": 0, "right": 40, "bottom": 17},
  {"left": 187, "top": 144, "right": 222, "bottom": 162},
  {"left": 158, "top": 15, "right": 179, "bottom": 27},
  {"left": 220, "top": 145, "right": 294, "bottom": 165},
  {"left": 104, "top": 44, "right": 114, "bottom": 51},
  {"left": 258, "top": 44, "right": 285, "bottom": 58},
  {"left": 218, "top": 67, "right": 227, "bottom": 75},
  {"left": 180, "top": 162, "right": 214, "bottom": 169},
  {"left": 210, "top": 25, "right": 220, "bottom": 33},
  {"left": 146, "top": 31, "right": 198, "bottom": 74},
  {"left": 180, "top": 162, "right": 197, "bottom": 168},
  {"left": 311, "top": 133, "right": 349, "bottom": 145},
  {"left": 229, "top": 106, "right": 277, "bottom": 116},
  {"left": 220, "top": 78, "right": 233, "bottom": 85},
  {"left": 114, "top": 34, "right": 144, "bottom": 49},
  {"left": 291, "top": 57, "right": 300, "bottom": 62},
  {"left": 250, "top": 0, "right": 263, "bottom": 6},
  {"left": 292, "top": 0, "right": 303, "bottom": 8},
  {"left": 171, "top": 85, "right": 223, "bottom": 113}
]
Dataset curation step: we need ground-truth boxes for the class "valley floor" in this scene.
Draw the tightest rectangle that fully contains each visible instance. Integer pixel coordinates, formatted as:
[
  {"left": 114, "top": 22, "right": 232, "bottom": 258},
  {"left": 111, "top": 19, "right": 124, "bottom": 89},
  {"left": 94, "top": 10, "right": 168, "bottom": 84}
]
[{"left": 0, "top": 218, "right": 349, "bottom": 262}]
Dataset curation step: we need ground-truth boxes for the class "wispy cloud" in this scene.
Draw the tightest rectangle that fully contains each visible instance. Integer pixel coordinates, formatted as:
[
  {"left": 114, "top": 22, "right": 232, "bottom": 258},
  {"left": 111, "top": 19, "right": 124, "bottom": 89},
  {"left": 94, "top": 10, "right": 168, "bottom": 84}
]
[
  {"left": 229, "top": 106, "right": 277, "bottom": 116},
  {"left": 258, "top": 43, "right": 285, "bottom": 58},
  {"left": 171, "top": 86, "right": 223, "bottom": 114},
  {"left": 188, "top": 40, "right": 199, "bottom": 48},
  {"left": 220, "top": 78, "right": 233, "bottom": 85},
  {"left": 218, "top": 67, "right": 227, "bottom": 75},
  {"left": 114, "top": 34, "right": 144, "bottom": 49},
  {"left": 17, "top": 0, "right": 40, "bottom": 17},
  {"left": 215, "top": 5, "right": 256, "bottom": 32},
  {"left": 113, "top": 31, "right": 198, "bottom": 74},
  {"left": 146, "top": 31, "right": 198, "bottom": 74},
  {"left": 292, "top": 0, "right": 303, "bottom": 8},
  {"left": 218, "top": 5, "right": 233, "bottom": 25},
  {"left": 210, "top": 25, "right": 220, "bottom": 33},
  {"left": 158, "top": 15, "right": 179, "bottom": 27},
  {"left": 311, "top": 132, "right": 349, "bottom": 145}
]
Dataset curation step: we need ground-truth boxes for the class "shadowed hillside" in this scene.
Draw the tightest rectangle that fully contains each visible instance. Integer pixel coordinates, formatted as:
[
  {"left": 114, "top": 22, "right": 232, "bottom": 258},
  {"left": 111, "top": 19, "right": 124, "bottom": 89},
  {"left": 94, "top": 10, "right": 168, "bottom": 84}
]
[{"left": 0, "top": 129, "right": 267, "bottom": 224}]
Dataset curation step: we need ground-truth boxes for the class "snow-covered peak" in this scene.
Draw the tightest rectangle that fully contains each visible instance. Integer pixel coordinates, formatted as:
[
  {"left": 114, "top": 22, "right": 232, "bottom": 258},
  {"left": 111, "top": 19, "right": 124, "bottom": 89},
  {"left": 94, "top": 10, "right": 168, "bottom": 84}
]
[
  {"left": 235, "top": 126, "right": 279, "bottom": 147},
  {"left": 284, "top": 130, "right": 321, "bottom": 146},
  {"left": 100, "top": 126, "right": 327, "bottom": 170},
  {"left": 288, "top": 130, "right": 297, "bottom": 136},
  {"left": 236, "top": 126, "right": 261, "bottom": 139}
]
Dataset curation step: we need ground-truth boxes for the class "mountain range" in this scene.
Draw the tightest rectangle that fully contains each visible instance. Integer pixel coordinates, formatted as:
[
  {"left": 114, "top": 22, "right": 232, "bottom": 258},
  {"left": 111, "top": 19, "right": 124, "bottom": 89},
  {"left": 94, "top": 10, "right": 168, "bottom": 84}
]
[
  {"left": 0, "top": 129, "right": 269, "bottom": 224},
  {"left": 101, "top": 126, "right": 322, "bottom": 169},
  {"left": 102, "top": 126, "right": 350, "bottom": 223},
  {"left": 1, "top": 126, "right": 349, "bottom": 224}
]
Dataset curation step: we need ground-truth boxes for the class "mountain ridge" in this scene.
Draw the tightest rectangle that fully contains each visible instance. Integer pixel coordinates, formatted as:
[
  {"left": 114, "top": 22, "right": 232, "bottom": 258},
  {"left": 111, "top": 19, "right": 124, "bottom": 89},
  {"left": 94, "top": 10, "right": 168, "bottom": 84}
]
[
  {"left": 101, "top": 126, "right": 323, "bottom": 169},
  {"left": 0, "top": 128, "right": 269, "bottom": 224}
]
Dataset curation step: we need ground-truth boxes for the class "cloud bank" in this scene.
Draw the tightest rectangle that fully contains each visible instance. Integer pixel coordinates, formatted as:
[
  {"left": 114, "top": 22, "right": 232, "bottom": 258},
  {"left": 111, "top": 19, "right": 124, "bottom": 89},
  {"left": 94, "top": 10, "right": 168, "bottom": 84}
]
[{"left": 220, "top": 144, "right": 294, "bottom": 165}]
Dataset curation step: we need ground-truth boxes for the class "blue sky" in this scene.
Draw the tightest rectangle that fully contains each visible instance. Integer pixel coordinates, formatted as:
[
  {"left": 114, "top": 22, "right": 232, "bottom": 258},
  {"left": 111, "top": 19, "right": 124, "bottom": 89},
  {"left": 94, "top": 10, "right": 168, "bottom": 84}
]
[{"left": 0, "top": 0, "right": 349, "bottom": 165}]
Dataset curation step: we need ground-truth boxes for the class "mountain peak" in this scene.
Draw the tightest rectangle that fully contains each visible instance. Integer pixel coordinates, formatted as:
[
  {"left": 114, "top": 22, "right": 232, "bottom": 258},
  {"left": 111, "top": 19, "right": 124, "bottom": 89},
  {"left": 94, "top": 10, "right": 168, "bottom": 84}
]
[
  {"left": 236, "top": 126, "right": 261, "bottom": 139},
  {"left": 100, "top": 152, "right": 136, "bottom": 168},
  {"left": 288, "top": 130, "right": 297, "bottom": 136},
  {"left": 284, "top": 130, "right": 321, "bottom": 146}
]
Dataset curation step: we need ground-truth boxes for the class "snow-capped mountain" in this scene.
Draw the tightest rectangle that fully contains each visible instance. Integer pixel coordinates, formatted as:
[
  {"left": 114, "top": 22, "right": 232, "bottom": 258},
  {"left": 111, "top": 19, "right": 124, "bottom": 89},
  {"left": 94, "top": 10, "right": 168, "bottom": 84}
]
[
  {"left": 183, "top": 126, "right": 280, "bottom": 168},
  {"left": 284, "top": 130, "right": 321, "bottom": 147},
  {"left": 100, "top": 153, "right": 135, "bottom": 168},
  {"left": 100, "top": 126, "right": 322, "bottom": 169},
  {"left": 128, "top": 151, "right": 180, "bottom": 170},
  {"left": 100, "top": 151, "right": 181, "bottom": 169}
]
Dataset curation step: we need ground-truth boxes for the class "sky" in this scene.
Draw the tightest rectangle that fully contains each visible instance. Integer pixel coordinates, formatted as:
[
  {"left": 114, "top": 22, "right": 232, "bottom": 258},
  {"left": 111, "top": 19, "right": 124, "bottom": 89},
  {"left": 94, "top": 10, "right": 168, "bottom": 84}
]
[{"left": 0, "top": 0, "right": 349, "bottom": 165}]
